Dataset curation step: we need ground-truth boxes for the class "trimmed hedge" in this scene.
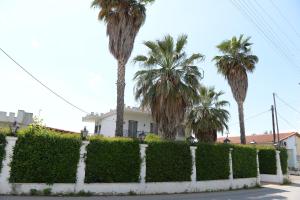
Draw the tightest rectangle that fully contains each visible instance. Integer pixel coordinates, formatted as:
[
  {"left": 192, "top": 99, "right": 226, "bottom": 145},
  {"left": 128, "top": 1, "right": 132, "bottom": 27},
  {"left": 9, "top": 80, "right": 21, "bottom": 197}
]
[
  {"left": 0, "top": 133, "right": 6, "bottom": 173},
  {"left": 279, "top": 148, "right": 288, "bottom": 174},
  {"left": 258, "top": 149, "right": 276, "bottom": 174},
  {"left": 196, "top": 143, "right": 230, "bottom": 180},
  {"left": 9, "top": 127, "right": 81, "bottom": 184},
  {"left": 231, "top": 146, "right": 257, "bottom": 178},
  {"left": 85, "top": 137, "right": 141, "bottom": 183},
  {"left": 146, "top": 142, "right": 192, "bottom": 182}
]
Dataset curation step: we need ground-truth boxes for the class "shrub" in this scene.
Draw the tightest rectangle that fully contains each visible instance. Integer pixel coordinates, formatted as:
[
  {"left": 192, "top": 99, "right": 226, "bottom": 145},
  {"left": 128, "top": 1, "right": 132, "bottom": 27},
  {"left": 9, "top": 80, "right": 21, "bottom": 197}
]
[
  {"left": 0, "top": 133, "right": 6, "bottom": 173},
  {"left": 144, "top": 133, "right": 162, "bottom": 142},
  {"left": 85, "top": 137, "right": 141, "bottom": 183},
  {"left": 258, "top": 149, "right": 276, "bottom": 174},
  {"left": 279, "top": 148, "right": 288, "bottom": 174},
  {"left": 0, "top": 127, "right": 11, "bottom": 135},
  {"left": 196, "top": 143, "right": 230, "bottom": 180},
  {"left": 9, "top": 126, "right": 81, "bottom": 184},
  {"left": 231, "top": 146, "right": 257, "bottom": 178},
  {"left": 146, "top": 142, "right": 192, "bottom": 182}
]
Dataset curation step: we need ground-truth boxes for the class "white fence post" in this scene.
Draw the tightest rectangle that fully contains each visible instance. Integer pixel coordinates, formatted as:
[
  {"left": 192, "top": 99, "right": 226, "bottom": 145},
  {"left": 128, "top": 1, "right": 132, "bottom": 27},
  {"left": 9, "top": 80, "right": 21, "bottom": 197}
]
[
  {"left": 75, "top": 141, "right": 89, "bottom": 192},
  {"left": 139, "top": 144, "right": 148, "bottom": 184},
  {"left": 190, "top": 146, "right": 197, "bottom": 182},
  {"left": 229, "top": 148, "right": 234, "bottom": 182},
  {"left": 256, "top": 150, "right": 260, "bottom": 185},
  {"left": 275, "top": 150, "right": 283, "bottom": 183},
  {"left": 0, "top": 137, "right": 17, "bottom": 194}
]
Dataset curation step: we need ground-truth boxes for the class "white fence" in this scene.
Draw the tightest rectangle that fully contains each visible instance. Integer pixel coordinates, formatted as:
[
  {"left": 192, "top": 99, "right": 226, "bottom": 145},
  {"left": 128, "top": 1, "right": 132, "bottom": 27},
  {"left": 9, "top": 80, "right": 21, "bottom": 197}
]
[{"left": 0, "top": 137, "right": 285, "bottom": 195}]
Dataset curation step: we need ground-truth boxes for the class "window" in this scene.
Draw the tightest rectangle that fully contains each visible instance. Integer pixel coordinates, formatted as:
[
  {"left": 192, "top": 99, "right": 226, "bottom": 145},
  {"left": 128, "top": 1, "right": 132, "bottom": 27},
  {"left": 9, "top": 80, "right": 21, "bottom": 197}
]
[
  {"left": 128, "top": 120, "right": 138, "bottom": 138},
  {"left": 150, "top": 123, "right": 158, "bottom": 134}
]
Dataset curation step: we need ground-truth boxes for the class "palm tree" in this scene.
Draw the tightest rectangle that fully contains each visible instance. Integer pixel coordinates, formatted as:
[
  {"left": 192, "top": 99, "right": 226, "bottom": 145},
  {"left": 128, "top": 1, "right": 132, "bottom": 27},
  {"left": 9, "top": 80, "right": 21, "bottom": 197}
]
[
  {"left": 186, "top": 86, "right": 230, "bottom": 143},
  {"left": 92, "top": 0, "right": 154, "bottom": 137},
  {"left": 133, "top": 35, "right": 204, "bottom": 140},
  {"left": 213, "top": 35, "right": 258, "bottom": 144}
]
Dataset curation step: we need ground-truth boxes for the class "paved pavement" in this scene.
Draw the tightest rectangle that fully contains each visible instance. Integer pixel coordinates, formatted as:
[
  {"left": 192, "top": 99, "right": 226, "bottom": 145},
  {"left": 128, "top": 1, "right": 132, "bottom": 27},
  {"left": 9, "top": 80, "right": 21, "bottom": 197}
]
[{"left": 0, "top": 176, "right": 299, "bottom": 200}]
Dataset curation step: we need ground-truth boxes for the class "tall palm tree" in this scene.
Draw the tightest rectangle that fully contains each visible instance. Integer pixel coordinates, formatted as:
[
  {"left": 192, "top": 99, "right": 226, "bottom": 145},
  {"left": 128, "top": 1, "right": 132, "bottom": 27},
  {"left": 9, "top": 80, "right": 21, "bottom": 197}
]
[
  {"left": 186, "top": 86, "right": 230, "bottom": 143},
  {"left": 92, "top": 0, "right": 154, "bottom": 137},
  {"left": 133, "top": 35, "right": 204, "bottom": 140},
  {"left": 213, "top": 35, "right": 258, "bottom": 144}
]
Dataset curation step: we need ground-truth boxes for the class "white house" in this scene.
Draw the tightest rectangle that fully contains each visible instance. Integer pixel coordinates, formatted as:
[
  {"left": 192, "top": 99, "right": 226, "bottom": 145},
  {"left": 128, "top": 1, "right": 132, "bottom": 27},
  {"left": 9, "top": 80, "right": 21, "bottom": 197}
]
[
  {"left": 0, "top": 110, "right": 33, "bottom": 129},
  {"left": 218, "top": 132, "right": 300, "bottom": 170},
  {"left": 82, "top": 106, "right": 159, "bottom": 138}
]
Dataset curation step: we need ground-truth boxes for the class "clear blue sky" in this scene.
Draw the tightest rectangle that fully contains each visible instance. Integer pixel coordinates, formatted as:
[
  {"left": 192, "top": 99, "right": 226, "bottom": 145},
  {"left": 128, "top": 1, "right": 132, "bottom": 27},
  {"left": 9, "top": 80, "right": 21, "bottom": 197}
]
[{"left": 0, "top": 0, "right": 299, "bottom": 136}]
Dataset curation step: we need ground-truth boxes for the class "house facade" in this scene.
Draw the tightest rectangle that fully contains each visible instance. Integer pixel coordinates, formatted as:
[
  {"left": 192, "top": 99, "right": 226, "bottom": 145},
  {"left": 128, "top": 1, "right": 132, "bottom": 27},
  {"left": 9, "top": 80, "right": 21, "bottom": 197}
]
[
  {"left": 218, "top": 132, "right": 300, "bottom": 170},
  {"left": 82, "top": 106, "right": 159, "bottom": 138},
  {"left": 0, "top": 110, "right": 33, "bottom": 129}
]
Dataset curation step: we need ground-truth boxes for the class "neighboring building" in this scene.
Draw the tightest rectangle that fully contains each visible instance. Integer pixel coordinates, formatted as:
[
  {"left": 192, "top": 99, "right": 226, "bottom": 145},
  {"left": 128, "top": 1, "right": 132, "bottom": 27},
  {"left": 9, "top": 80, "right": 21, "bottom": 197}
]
[
  {"left": 82, "top": 106, "right": 185, "bottom": 139},
  {"left": 217, "top": 132, "right": 300, "bottom": 170},
  {"left": 0, "top": 110, "right": 33, "bottom": 129}
]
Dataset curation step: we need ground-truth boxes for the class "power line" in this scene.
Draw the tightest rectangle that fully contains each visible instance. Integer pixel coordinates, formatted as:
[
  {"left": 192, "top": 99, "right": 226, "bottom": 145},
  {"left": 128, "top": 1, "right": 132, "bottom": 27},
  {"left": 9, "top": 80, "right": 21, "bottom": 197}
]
[
  {"left": 230, "top": 0, "right": 300, "bottom": 72},
  {"left": 0, "top": 47, "right": 90, "bottom": 114},
  {"left": 229, "top": 109, "right": 270, "bottom": 126},
  {"left": 277, "top": 112, "right": 298, "bottom": 130},
  {"left": 244, "top": 0, "right": 293, "bottom": 54},
  {"left": 275, "top": 94, "right": 300, "bottom": 115},
  {"left": 270, "top": 0, "right": 300, "bottom": 38},
  {"left": 252, "top": 0, "right": 299, "bottom": 52},
  {"left": 240, "top": 0, "right": 300, "bottom": 68}
]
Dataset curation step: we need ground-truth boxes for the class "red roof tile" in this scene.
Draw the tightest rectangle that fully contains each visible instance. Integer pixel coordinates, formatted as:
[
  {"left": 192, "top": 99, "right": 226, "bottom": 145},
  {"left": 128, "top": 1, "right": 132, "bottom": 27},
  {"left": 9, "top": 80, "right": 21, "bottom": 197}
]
[{"left": 217, "top": 132, "right": 299, "bottom": 144}]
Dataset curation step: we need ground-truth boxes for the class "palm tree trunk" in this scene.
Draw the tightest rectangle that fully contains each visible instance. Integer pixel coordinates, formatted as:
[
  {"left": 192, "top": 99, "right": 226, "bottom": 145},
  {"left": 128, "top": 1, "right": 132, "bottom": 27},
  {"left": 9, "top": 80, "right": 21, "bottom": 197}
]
[
  {"left": 237, "top": 102, "right": 246, "bottom": 144},
  {"left": 115, "top": 60, "right": 126, "bottom": 137}
]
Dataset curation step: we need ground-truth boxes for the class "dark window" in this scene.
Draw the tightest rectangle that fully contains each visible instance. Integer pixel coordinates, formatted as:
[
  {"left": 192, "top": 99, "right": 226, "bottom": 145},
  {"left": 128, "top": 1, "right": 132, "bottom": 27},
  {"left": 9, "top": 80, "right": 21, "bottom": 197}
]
[
  {"left": 128, "top": 120, "right": 138, "bottom": 138},
  {"left": 150, "top": 123, "right": 158, "bottom": 134}
]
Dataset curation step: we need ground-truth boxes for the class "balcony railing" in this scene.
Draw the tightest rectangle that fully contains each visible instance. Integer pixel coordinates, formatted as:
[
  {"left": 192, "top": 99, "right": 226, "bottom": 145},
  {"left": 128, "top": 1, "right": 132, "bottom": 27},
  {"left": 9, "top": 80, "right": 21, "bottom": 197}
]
[{"left": 123, "top": 130, "right": 150, "bottom": 138}]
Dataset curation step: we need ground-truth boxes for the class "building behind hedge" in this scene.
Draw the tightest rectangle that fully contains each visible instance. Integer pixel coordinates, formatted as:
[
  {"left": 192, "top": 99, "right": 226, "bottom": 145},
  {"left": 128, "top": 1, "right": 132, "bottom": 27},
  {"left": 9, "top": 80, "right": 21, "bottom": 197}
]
[
  {"left": 0, "top": 110, "right": 33, "bottom": 129},
  {"left": 218, "top": 132, "right": 300, "bottom": 170},
  {"left": 83, "top": 106, "right": 185, "bottom": 139}
]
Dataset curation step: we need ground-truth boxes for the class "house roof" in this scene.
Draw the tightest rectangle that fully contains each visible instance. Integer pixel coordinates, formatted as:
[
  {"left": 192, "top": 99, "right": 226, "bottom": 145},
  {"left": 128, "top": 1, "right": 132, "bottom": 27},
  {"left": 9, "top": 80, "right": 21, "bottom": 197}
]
[
  {"left": 46, "top": 127, "right": 79, "bottom": 134},
  {"left": 82, "top": 106, "right": 151, "bottom": 122},
  {"left": 217, "top": 132, "right": 300, "bottom": 144}
]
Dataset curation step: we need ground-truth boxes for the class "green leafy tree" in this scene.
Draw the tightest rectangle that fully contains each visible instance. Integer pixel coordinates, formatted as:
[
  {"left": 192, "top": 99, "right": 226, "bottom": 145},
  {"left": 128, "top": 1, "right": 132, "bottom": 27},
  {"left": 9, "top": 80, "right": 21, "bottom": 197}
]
[
  {"left": 92, "top": 0, "right": 154, "bottom": 136},
  {"left": 213, "top": 35, "right": 258, "bottom": 144},
  {"left": 133, "top": 35, "right": 204, "bottom": 140},
  {"left": 186, "top": 86, "right": 230, "bottom": 143}
]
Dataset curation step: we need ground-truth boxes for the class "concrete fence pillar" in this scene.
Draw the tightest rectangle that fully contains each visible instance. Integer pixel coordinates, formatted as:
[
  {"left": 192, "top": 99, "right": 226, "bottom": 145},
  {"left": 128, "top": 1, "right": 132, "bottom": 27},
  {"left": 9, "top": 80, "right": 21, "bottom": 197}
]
[
  {"left": 75, "top": 141, "right": 89, "bottom": 192},
  {"left": 256, "top": 150, "right": 261, "bottom": 185},
  {"left": 190, "top": 146, "right": 197, "bottom": 182},
  {"left": 0, "top": 137, "right": 17, "bottom": 194},
  {"left": 275, "top": 150, "right": 283, "bottom": 183},
  {"left": 139, "top": 144, "right": 148, "bottom": 184},
  {"left": 229, "top": 148, "right": 234, "bottom": 182}
]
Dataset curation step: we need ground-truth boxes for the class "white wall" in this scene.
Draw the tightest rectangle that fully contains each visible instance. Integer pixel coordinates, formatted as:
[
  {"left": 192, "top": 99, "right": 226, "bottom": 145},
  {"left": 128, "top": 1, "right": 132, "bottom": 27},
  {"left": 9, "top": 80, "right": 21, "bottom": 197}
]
[
  {"left": 123, "top": 112, "right": 154, "bottom": 133},
  {"left": 0, "top": 138, "right": 260, "bottom": 195},
  {"left": 99, "top": 115, "right": 115, "bottom": 137},
  {"left": 95, "top": 112, "right": 154, "bottom": 137},
  {"left": 284, "top": 136, "right": 298, "bottom": 169}
]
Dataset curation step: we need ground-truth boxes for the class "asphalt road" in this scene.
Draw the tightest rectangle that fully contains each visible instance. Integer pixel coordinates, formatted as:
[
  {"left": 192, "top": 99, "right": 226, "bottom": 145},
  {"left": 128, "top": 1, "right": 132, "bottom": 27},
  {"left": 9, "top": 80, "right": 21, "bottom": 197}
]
[{"left": 0, "top": 177, "right": 299, "bottom": 200}]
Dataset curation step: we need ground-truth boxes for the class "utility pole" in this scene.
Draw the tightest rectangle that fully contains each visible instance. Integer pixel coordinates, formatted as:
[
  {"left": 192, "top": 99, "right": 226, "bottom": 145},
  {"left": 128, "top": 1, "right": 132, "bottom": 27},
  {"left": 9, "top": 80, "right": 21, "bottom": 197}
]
[
  {"left": 271, "top": 105, "right": 276, "bottom": 144},
  {"left": 273, "top": 93, "right": 280, "bottom": 144}
]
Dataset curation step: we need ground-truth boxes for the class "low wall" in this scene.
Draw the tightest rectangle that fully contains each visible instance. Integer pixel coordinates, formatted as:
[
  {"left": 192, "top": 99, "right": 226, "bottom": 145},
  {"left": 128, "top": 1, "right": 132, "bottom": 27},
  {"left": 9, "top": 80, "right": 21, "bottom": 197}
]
[
  {"left": 0, "top": 137, "right": 262, "bottom": 195},
  {"left": 260, "top": 150, "right": 287, "bottom": 184},
  {"left": 7, "top": 178, "right": 257, "bottom": 195}
]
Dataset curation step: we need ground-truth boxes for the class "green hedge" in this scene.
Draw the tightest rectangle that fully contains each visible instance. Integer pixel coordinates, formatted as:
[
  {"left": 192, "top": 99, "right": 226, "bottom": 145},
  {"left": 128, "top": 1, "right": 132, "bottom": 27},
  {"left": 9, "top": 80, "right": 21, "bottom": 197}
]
[
  {"left": 146, "top": 142, "right": 192, "bottom": 182},
  {"left": 9, "top": 127, "right": 81, "bottom": 184},
  {"left": 279, "top": 148, "right": 288, "bottom": 174},
  {"left": 0, "top": 133, "right": 6, "bottom": 173},
  {"left": 258, "top": 149, "right": 276, "bottom": 174},
  {"left": 85, "top": 137, "right": 141, "bottom": 183},
  {"left": 231, "top": 146, "right": 257, "bottom": 178},
  {"left": 196, "top": 143, "right": 230, "bottom": 180}
]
